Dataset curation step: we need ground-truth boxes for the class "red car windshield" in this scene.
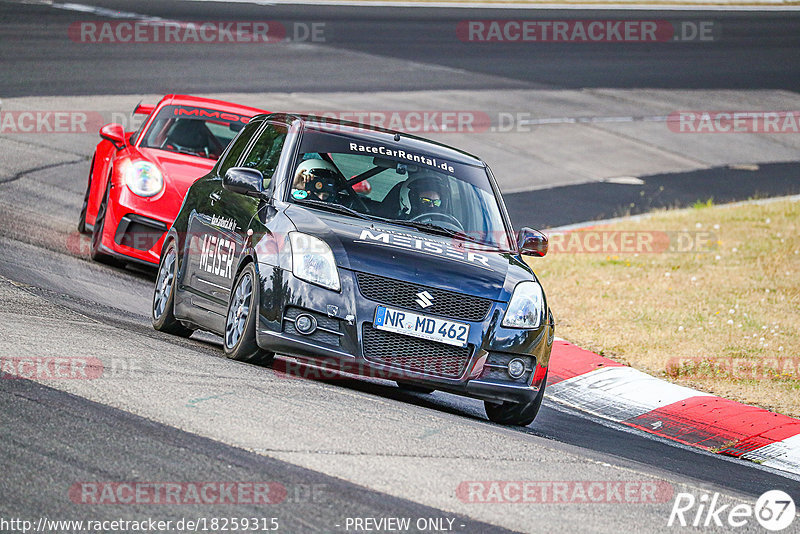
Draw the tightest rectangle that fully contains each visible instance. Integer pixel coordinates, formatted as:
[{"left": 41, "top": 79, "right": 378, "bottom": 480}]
[{"left": 140, "top": 105, "right": 253, "bottom": 160}]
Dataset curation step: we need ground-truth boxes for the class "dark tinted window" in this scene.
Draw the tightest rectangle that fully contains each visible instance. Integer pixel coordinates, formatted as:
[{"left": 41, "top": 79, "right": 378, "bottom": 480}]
[
  {"left": 217, "top": 119, "right": 264, "bottom": 176},
  {"left": 241, "top": 122, "right": 289, "bottom": 186}
]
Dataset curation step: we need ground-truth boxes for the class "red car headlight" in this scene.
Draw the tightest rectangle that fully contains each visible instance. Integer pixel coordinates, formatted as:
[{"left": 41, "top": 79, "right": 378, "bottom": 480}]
[{"left": 124, "top": 160, "right": 164, "bottom": 197}]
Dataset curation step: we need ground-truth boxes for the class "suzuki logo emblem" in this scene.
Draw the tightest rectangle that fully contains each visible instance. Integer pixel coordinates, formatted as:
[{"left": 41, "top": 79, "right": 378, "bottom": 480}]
[{"left": 415, "top": 290, "right": 434, "bottom": 309}]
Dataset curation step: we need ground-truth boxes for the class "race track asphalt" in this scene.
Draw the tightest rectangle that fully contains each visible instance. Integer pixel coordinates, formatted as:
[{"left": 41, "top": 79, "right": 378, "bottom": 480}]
[{"left": 1, "top": 1, "right": 799, "bottom": 532}]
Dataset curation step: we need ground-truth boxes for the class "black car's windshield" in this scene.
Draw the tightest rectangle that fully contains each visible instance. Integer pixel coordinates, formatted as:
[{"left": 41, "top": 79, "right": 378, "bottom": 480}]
[
  {"left": 140, "top": 105, "right": 252, "bottom": 160},
  {"left": 288, "top": 127, "right": 514, "bottom": 250}
]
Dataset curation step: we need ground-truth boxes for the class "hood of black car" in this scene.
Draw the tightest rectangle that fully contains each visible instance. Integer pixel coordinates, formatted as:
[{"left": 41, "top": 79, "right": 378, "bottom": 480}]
[{"left": 285, "top": 206, "right": 538, "bottom": 302}]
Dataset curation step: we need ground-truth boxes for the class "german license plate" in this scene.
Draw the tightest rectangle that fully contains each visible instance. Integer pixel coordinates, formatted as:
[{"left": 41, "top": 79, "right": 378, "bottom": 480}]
[{"left": 373, "top": 306, "right": 469, "bottom": 347}]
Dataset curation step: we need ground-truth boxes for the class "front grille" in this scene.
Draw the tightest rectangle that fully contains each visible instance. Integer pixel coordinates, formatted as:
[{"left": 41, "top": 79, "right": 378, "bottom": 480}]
[
  {"left": 356, "top": 272, "right": 492, "bottom": 322},
  {"left": 114, "top": 215, "right": 167, "bottom": 251},
  {"left": 362, "top": 324, "right": 471, "bottom": 379}
]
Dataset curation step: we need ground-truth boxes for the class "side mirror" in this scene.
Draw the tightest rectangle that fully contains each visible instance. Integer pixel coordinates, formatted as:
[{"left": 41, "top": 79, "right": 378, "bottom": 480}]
[
  {"left": 223, "top": 167, "right": 264, "bottom": 197},
  {"left": 99, "top": 123, "right": 126, "bottom": 149},
  {"left": 518, "top": 227, "right": 548, "bottom": 257}
]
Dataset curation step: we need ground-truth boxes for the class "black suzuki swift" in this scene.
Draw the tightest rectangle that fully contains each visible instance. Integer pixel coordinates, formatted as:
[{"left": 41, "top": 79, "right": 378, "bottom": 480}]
[{"left": 152, "top": 113, "right": 554, "bottom": 426}]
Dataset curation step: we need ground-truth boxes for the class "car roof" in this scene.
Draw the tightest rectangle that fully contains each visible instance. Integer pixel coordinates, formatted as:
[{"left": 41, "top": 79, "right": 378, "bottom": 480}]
[
  {"left": 161, "top": 94, "right": 266, "bottom": 117},
  {"left": 258, "top": 113, "right": 487, "bottom": 167}
]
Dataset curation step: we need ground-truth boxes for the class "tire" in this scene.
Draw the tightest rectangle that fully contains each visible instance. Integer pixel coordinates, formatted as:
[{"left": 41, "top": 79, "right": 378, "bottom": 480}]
[
  {"left": 152, "top": 241, "right": 194, "bottom": 338},
  {"left": 396, "top": 381, "right": 435, "bottom": 394},
  {"left": 77, "top": 156, "right": 95, "bottom": 234},
  {"left": 223, "top": 262, "right": 275, "bottom": 365},
  {"left": 484, "top": 371, "right": 548, "bottom": 426},
  {"left": 89, "top": 178, "right": 120, "bottom": 265}
]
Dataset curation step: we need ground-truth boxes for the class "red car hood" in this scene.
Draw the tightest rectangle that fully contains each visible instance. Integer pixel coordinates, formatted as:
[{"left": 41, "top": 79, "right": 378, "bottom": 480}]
[{"left": 139, "top": 147, "right": 216, "bottom": 196}]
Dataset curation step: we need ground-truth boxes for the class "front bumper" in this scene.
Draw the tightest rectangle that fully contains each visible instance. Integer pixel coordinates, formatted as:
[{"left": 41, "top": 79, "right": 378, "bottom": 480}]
[
  {"left": 100, "top": 183, "right": 176, "bottom": 265},
  {"left": 255, "top": 265, "right": 554, "bottom": 404}
]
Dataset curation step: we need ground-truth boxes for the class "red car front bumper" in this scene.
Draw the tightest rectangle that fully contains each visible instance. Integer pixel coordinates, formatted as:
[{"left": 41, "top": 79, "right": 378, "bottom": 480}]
[{"left": 97, "top": 180, "right": 184, "bottom": 266}]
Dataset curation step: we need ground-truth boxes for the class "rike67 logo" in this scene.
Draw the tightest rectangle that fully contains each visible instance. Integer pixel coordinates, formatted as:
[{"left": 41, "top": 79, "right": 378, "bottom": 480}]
[{"left": 668, "top": 490, "right": 796, "bottom": 531}]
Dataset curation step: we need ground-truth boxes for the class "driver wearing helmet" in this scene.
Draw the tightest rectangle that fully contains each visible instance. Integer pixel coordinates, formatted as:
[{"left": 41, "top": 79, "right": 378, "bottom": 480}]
[
  {"left": 292, "top": 158, "right": 339, "bottom": 202},
  {"left": 165, "top": 119, "right": 213, "bottom": 157},
  {"left": 399, "top": 172, "right": 449, "bottom": 219}
]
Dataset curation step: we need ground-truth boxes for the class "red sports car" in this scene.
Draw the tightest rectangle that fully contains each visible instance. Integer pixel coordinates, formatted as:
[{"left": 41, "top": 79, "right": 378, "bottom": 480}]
[{"left": 78, "top": 94, "right": 266, "bottom": 266}]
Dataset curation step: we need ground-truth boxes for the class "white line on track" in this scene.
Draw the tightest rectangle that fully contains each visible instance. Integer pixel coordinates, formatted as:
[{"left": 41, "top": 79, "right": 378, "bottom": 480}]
[
  {"left": 24, "top": 0, "right": 800, "bottom": 12},
  {"left": 44, "top": 1, "right": 169, "bottom": 21},
  {"left": 182, "top": 0, "right": 800, "bottom": 12}
]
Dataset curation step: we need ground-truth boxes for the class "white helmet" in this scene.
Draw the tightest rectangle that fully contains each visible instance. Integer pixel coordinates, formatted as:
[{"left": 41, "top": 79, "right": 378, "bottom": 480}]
[
  {"left": 294, "top": 157, "right": 337, "bottom": 184},
  {"left": 398, "top": 171, "right": 449, "bottom": 216}
]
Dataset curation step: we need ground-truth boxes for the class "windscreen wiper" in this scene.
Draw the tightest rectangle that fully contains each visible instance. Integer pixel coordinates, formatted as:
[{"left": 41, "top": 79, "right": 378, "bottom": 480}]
[
  {"left": 295, "top": 199, "right": 374, "bottom": 221},
  {"left": 388, "top": 220, "right": 486, "bottom": 245}
]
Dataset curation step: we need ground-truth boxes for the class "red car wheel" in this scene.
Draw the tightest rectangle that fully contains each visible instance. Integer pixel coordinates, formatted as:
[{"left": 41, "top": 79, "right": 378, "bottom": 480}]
[
  {"left": 90, "top": 177, "right": 120, "bottom": 266},
  {"left": 77, "top": 155, "right": 95, "bottom": 234}
]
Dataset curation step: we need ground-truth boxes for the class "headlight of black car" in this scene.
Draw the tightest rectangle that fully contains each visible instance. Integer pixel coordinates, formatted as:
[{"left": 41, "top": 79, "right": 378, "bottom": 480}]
[
  {"left": 502, "top": 281, "right": 545, "bottom": 329},
  {"left": 289, "top": 232, "right": 341, "bottom": 291}
]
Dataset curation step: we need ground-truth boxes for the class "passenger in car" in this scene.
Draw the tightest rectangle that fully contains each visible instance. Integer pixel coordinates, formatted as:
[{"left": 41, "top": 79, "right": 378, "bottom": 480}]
[{"left": 291, "top": 158, "right": 340, "bottom": 202}]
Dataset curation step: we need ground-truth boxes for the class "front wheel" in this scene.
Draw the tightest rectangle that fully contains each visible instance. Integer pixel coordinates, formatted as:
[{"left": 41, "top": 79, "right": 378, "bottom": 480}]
[
  {"left": 77, "top": 156, "right": 95, "bottom": 234},
  {"left": 152, "top": 241, "right": 194, "bottom": 338},
  {"left": 484, "top": 371, "right": 548, "bottom": 426},
  {"left": 89, "top": 178, "right": 120, "bottom": 265},
  {"left": 224, "top": 263, "right": 275, "bottom": 366}
]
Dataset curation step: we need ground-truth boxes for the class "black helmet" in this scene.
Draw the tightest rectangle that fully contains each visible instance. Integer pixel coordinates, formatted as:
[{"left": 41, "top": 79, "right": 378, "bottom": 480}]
[{"left": 399, "top": 172, "right": 449, "bottom": 215}]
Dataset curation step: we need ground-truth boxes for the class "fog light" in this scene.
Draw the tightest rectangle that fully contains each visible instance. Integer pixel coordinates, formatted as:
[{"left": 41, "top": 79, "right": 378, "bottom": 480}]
[
  {"left": 507, "top": 358, "right": 526, "bottom": 379},
  {"left": 295, "top": 314, "right": 317, "bottom": 335}
]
